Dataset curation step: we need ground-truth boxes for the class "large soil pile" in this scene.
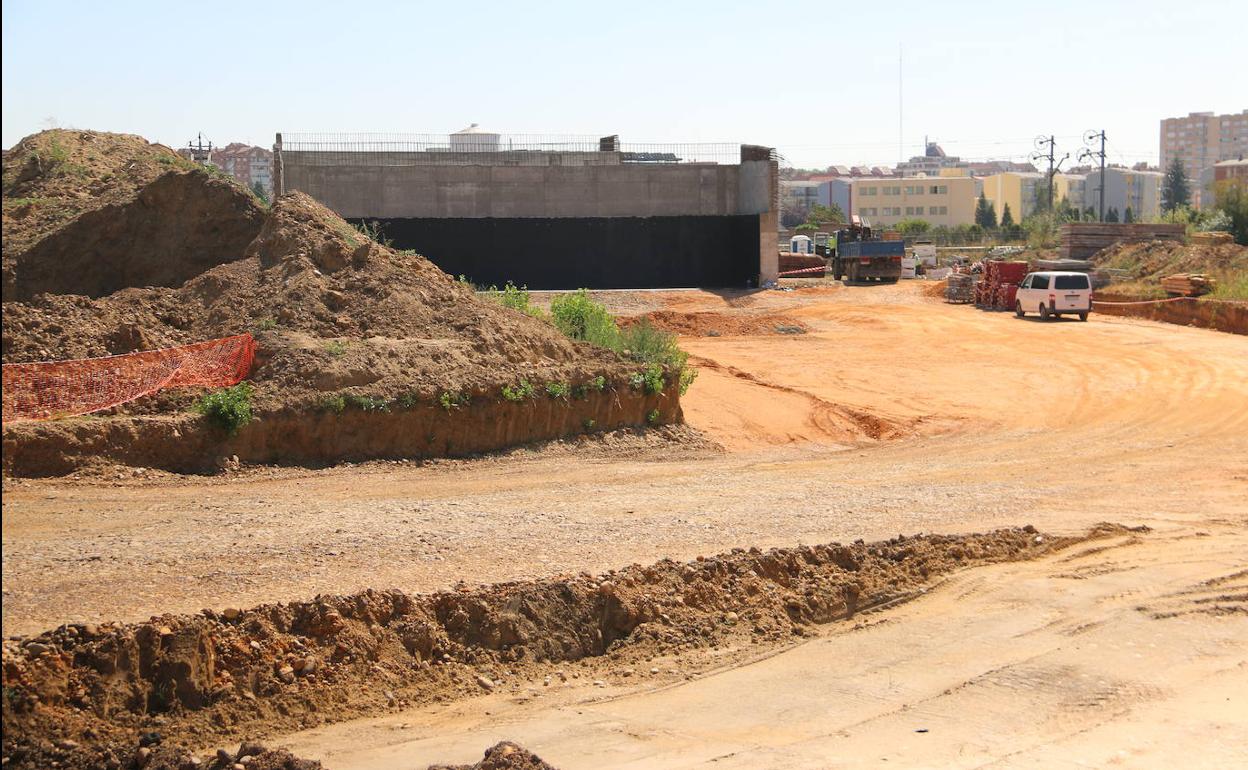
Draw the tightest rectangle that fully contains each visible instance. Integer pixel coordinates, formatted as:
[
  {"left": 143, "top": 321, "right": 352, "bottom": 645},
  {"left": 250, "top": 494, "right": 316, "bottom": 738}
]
[
  {"left": 2, "top": 148, "right": 630, "bottom": 414},
  {"left": 2, "top": 130, "right": 267, "bottom": 300},
  {"left": 1093, "top": 239, "right": 1247, "bottom": 288},
  {"left": 0, "top": 526, "right": 1115, "bottom": 769}
]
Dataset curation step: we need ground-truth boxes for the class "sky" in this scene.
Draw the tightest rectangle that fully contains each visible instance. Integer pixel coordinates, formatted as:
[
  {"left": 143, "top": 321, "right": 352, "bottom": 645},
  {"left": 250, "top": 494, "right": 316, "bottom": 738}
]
[{"left": 3, "top": 0, "right": 1245, "bottom": 170}]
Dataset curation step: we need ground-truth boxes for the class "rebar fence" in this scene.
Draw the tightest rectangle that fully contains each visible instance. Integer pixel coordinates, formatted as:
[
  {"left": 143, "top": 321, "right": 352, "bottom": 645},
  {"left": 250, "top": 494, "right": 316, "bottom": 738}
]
[{"left": 277, "top": 133, "right": 743, "bottom": 167}]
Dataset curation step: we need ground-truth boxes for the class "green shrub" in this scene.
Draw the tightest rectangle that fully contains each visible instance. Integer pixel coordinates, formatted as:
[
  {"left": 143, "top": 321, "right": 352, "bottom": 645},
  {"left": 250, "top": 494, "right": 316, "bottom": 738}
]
[
  {"left": 439, "top": 391, "right": 469, "bottom": 411},
  {"left": 324, "top": 340, "right": 347, "bottom": 357},
  {"left": 641, "top": 363, "right": 665, "bottom": 395},
  {"left": 550, "top": 289, "right": 620, "bottom": 348},
  {"left": 396, "top": 391, "right": 421, "bottom": 409},
  {"left": 592, "top": 375, "right": 607, "bottom": 391},
  {"left": 195, "top": 382, "right": 254, "bottom": 434},
  {"left": 254, "top": 317, "right": 277, "bottom": 331},
  {"left": 678, "top": 366, "right": 698, "bottom": 395},
  {"left": 583, "top": 418, "right": 597, "bottom": 431},
  {"left": 629, "top": 372, "right": 646, "bottom": 390},
  {"left": 570, "top": 383, "right": 589, "bottom": 400},
  {"left": 483, "top": 281, "right": 545, "bottom": 319},
  {"left": 545, "top": 381, "right": 569, "bottom": 399},
  {"left": 320, "top": 394, "right": 346, "bottom": 413},
  {"left": 502, "top": 379, "right": 536, "bottom": 402},
  {"left": 619, "top": 319, "right": 688, "bottom": 369},
  {"left": 646, "top": 408, "right": 661, "bottom": 424}
]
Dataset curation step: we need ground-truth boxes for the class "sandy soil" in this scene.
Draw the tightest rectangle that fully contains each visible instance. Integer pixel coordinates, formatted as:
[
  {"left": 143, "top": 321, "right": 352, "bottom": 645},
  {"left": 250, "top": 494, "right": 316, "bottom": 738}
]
[{"left": 4, "top": 281, "right": 1247, "bottom": 767}]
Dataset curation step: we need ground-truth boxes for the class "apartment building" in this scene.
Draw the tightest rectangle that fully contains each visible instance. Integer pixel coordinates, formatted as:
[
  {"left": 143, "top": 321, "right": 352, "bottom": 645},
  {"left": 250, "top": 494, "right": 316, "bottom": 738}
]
[
  {"left": 1055, "top": 174, "right": 1086, "bottom": 210},
  {"left": 1160, "top": 109, "right": 1248, "bottom": 208},
  {"left": 1083, "top": 168, "right": 1163, "bottom": 221},
  {"left": 979, "top": 172, "right": 1043, "bottom": 222},
  {"left": 849, "top": 176, "right": 977, "bottom": 227},
  {"left": 213, "top": 143, "right": 273, "bottom": 196}
]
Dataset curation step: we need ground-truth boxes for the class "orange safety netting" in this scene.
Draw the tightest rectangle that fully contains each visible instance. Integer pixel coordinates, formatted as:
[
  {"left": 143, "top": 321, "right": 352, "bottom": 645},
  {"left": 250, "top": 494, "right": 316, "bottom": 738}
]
[{"left": 2, "top": 334, "right": 255, "bottom": 423}]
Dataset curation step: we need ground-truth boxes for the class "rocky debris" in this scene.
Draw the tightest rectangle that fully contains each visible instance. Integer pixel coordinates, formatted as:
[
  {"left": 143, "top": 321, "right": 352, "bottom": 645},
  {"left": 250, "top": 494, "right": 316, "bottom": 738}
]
[
  {"left": 428, "top": 741, "right": 557, "bottom": 770},
  {"left": 0, "top": 526, "right": 1118, "bottom": 768}
]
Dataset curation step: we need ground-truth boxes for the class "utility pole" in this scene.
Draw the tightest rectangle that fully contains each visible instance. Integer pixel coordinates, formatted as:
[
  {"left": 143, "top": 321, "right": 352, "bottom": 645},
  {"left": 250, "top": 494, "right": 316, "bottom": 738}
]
[
  {"left": 1079, "top": 130, "right": 1107, "bottom": 222},
  {"left": 1030, "top": 135, "right": 1069, "bottom": 214},
  {"left": 186, "top": 132, "right": 213, "bottom": 164}
]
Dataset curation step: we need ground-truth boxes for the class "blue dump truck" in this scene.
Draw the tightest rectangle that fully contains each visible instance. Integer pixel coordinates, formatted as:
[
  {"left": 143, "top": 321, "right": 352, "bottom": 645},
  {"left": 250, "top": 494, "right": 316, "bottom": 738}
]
[{"left": 831, "top": 218, "right": 905, "bottom": 283}]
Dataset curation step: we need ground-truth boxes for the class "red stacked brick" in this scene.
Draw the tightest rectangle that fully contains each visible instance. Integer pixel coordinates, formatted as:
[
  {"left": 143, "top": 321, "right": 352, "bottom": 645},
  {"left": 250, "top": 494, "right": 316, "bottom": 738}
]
[{"left": 975, "top": 260, "right": 1028, "bottom": 311}]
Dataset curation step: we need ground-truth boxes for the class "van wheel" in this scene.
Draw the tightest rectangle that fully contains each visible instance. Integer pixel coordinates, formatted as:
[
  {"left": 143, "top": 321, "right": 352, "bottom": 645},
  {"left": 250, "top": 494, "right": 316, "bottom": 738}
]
[
  {"left": 1078, "top": 311, "right": 1089, "bottom": 322},
  {"left": 1039, "top": 304, "right": 1050, "bottom": 321},
  {"left": 1015, "top": 301, "right": 1025, "bottom": 318}
]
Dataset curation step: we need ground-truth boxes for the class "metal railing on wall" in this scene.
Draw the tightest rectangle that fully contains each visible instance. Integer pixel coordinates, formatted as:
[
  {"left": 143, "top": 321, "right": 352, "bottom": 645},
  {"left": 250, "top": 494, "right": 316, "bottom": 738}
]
[{"left": 277, "top": 133, "right": 742, "bottom": 166}]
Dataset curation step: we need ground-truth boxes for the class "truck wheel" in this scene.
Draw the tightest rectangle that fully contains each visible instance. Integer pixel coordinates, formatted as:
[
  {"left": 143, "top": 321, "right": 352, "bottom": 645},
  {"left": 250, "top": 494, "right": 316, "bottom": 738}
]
[
  {"left": 1078, "top": 311, "right": 1089, "bottom": 322},
  {"left": 1039, "top": 304, "right": 1051, "bottom": 321},
  {"left": 1015, "top": 301, "right": 1025, "bottom": 318}
]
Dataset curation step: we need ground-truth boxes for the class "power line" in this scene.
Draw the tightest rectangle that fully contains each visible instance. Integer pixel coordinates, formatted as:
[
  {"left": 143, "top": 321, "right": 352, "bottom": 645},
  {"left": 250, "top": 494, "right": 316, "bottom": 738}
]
[
  {"left": 1030, "top": 135, "right": 1069, "bottom": 212},
  {"left": 1078, "top": 130, "right": 1107, "bottom": 221}
]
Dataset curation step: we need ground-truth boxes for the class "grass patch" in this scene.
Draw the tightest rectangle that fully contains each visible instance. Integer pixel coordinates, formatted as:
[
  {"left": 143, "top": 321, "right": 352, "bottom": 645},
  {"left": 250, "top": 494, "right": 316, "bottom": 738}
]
[
  {"left": 195, "top": 382, "right": 254, "bottom": 434},
  {"left": 345, "top": 394, "right": 390, "bottom": 412},
  {"left": 324, "top": 339, "right": 348, "bottom": 357},
  {"left": 1208, "top": 272, "right": 1248, "bottom": 301}
]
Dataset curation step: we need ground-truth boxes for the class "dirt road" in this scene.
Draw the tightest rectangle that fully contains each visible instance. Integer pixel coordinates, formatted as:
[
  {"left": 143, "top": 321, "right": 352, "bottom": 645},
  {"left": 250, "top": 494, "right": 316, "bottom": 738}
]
[
  {"left": 4, "top": 283, "right": 1246, "bottom": 639},
  {"left": 277, "top": 526, "right": 1248, "bottom": 769}
]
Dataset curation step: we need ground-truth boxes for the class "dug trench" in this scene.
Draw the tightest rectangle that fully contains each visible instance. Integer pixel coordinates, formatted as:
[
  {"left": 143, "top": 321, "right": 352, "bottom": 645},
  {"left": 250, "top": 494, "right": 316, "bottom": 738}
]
[
  {"left": 1, "top": 376, "right": 681, "bottom": 477},
  {"left": 0, "top": 524, "right": 1130, "bottom": 769}
]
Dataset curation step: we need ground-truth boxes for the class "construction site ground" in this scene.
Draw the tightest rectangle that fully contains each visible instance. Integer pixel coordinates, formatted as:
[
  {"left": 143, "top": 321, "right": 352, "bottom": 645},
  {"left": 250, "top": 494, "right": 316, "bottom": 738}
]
[{"left": 4, "top": 281, "right": 1247, "bottom": 768}]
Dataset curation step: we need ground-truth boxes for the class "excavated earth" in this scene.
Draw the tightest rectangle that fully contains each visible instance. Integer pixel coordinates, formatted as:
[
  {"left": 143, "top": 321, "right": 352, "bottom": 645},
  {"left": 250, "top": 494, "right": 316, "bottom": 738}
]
[
  {"left": 1, "top": 130, "right": 678, "bottom": 475},
  {"left": 0, "top": 525, "right": 1114, "bottom": 770}
]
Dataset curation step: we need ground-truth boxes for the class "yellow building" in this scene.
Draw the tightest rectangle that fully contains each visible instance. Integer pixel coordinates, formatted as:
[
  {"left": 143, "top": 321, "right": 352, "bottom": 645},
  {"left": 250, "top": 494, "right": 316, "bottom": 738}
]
[
  {"left": 979, "top": 172, "right": 1043, "bottom": 223},
  {"left": 849, "top": 176, "right": 977, "bottom": 227}
]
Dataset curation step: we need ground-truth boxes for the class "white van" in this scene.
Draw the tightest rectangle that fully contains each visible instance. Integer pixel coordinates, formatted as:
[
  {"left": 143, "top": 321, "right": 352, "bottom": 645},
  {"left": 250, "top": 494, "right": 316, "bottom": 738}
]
[{"left": 1015, "top": 271, "right": 1092, "bottom": 321}]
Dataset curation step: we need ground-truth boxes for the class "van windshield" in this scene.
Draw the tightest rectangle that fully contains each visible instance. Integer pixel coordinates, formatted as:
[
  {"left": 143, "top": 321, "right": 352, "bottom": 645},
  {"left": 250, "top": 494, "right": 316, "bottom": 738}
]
[{"left": 1054, "top": 275, "right": 1090, "bottom": 290}]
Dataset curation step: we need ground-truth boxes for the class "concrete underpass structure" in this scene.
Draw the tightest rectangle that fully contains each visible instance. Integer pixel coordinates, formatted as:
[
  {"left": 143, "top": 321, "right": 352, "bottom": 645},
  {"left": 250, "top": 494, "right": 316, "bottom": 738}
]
[{"left": 273, "top": 132, "right": 779, "bottom": 288}]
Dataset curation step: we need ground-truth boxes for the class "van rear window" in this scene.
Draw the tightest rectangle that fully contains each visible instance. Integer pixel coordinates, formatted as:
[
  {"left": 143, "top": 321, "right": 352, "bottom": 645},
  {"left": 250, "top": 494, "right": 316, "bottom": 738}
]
[{"left": 1054, "top": 275, "right": 1089, "bottom": 290}]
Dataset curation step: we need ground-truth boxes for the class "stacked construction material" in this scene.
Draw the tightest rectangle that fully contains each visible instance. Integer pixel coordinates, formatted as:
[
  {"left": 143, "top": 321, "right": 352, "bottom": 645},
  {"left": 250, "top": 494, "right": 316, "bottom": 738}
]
[
  {"left": 1059, "top": 223, "right": 1185, "bottom": 260},
  {"left": 975, "top": 260, "right": 1028, "bottom": 310},
  {"left": 945, "top": 272, "right": 975, "bottom": 303},
  {"left": 1162, "top": 273, "right": 1217, "bottom": 297}
]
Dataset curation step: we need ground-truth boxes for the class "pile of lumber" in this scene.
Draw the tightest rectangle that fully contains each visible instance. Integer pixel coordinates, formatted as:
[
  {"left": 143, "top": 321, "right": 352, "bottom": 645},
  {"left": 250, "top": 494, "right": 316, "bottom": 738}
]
[
  {"left": 945, "top": 272, "right": 974, "bottom": 303},
  {"left": 1162, "top": 273, "right": 1217, "bottom": 297},
  {"left": 1190, "top": 231, "right": 1234, "bottom": 246},
  {"left": 974, "top": 260, "right": 1028, "bottom": 310},
  {"left": 1059, "top": 223, "right": 1185, "bottom": 260}
]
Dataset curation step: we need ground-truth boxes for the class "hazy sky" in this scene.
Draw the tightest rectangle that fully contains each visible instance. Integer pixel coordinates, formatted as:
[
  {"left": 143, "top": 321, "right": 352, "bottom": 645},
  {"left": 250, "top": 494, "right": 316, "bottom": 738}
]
[{"left": 3, "top": 0, "right": 1244, "bottom": 170}]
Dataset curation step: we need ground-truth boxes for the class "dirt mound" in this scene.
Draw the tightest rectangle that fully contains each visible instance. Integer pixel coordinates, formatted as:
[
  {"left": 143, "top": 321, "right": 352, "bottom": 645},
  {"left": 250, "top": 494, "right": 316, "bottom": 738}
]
[
  {"left": 625, "top": 310, "right": 808, "bottom": 337},
  {"left": 1, "top": 526, "right": 1112, "bottom": 768},
  {"left": 1094, "top": 239, "right": 1248, "bottom": 285},
  {"left": 429, "top": 742, "right": 557, "bottom": 770},
  {"left": 3, "top": 192, "right": 628, "bottom": 414},
  {"left": 3, "top": 130, "right": 266, "bottom": 300}
]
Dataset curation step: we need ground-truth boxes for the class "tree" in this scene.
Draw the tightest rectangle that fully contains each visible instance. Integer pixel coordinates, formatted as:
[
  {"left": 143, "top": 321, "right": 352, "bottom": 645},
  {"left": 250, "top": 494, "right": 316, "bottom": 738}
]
[
  {"left": 1083, "top": 206, "right": 1097, "bottom": 221},
  {"left": 1213, "top": 180, "right": 1248, "bottom": 245},
  {"left": 1055, "top": 196, "right": 1079, "bottom": 223},
  {"left": 251, "top": 181, "right": 269, "bottom": 204},
  {"left": 1161, "top": 157, "right": 1190, "bottom": 213},
  {"left": 1123, "top": 206, "right": 1135, "bottom": 224},
  {"left": 805, "top": 203, "right": 845, "bottom": 226},
  {"left": 1105, "top": 207, "right": 1120, "bottom": 223},
  {"left": 894, "top": 218, "right": 931, "bottom": 235},
  {"left": 1000, "top": 203, "right": 1015, "bottom": 229},
  {"left": 974, "top": 193, "right": 998, "bottom": 229}
]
